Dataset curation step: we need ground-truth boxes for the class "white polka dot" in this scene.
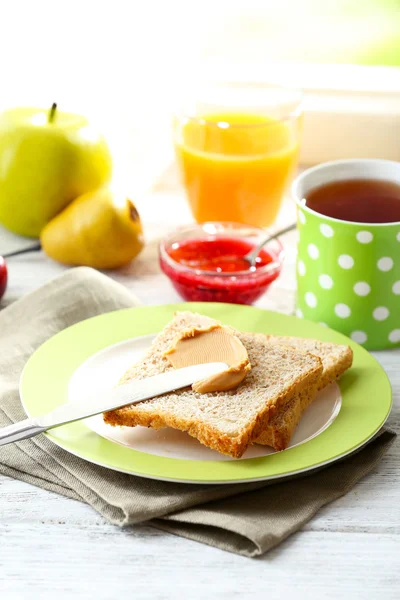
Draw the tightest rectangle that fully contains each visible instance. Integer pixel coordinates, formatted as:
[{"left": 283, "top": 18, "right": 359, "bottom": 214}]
[
  {"left": 335, "top": 303, "right": 351, "bottom": 318},
  {"left": 356, "top": 231, "right": 373, "bottom": 244},
  {"left": 308, "top": 244, "right": 319, "bottom": 260},
  {"left": 397, "top": 232, "right": 400, "bottom": 242},
  {"left": 377, "top": 257, "right": 393, "bottom": 272},
  {"left": 319, "top": 274, "right": 333, "bottom": 289},
  {"left": 373, "top": 306, "right": 389, "bottom": 321},
  {"left": 320, "top": 224, "right": 334, "bottom": 238},
  {"left": 338, "top": 254, "right": 354, "bottom": 269},
  {"left": 353, "top": 282, "right": 371, "bottom": 296},
  {"left": 389, "top": 329, "right": 400, "bottom": 343},
  {"left": 296, "top": 308, "right": 303, "bottom": 318},
  {"left": 351, "top": 331, "right": 368, "bottom": 344},
  {"left": 298, "top": 211, "right": 306, "bottom": 225},
  {"left": 392, "top": 281, "right": 400, "bottom": 295},
  {"left": 297, "top": 260, "right": 306, "bottom": 276},
  {"left": 318, "top": 322, "right": 328, "bottom": 328},
  {"left": 305, "top": 292, "right": 317, "bottom": 308}
]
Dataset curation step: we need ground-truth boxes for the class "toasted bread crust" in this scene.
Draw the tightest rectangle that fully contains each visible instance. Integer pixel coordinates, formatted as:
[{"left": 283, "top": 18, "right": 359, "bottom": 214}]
[
  {"left": 254, "top": 337, "right": 353, "bottom": 449},
  {"left": 104, "top": 409, "right": 255, "bottom": 458},
  {"left": 254, "top": 385, "right": 318, "bottom": 450}
]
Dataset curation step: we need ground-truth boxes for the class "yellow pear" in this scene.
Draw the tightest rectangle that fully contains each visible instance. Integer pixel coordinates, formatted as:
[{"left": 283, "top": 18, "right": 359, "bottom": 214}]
[{"left": 41, "top": 187, "right": 144, "bottom": 269}]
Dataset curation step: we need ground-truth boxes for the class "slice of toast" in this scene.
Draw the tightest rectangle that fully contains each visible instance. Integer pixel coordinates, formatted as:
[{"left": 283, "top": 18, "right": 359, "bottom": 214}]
[
  {"left": 254, "top": 336, "right": 353, "bottom": 449},
  {"left": 104, "top": 312, "right": 323, "bottom": 458}
]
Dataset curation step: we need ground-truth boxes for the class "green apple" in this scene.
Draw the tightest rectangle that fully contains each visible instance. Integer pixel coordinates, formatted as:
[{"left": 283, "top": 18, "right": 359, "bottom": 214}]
[{"left": 0, "top": 104, "right": 113, "bottom": 237}]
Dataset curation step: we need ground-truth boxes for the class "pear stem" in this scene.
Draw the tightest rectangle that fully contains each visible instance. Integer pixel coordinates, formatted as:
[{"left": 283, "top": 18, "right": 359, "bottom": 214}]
[{"left": 48, "top": 103, "right": 57, "bottom": 124}]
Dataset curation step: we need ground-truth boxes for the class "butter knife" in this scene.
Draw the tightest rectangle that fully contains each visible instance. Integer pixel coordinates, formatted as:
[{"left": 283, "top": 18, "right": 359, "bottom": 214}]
[{"left": 0, "top": 362, "right": 228, "bottom": 446}]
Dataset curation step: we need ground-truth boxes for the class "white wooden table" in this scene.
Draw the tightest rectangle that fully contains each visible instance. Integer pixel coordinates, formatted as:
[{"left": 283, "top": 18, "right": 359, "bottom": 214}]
[{"left": 0, "top": 169, "right": 399, "bottom": 599}]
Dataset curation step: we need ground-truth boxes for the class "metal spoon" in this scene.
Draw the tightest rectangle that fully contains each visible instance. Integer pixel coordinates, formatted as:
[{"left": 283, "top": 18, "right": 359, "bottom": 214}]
[
  {"left": 195, "top": 222, "right": 297, "bottom": 270},
  {"left": 244, "top": 222, "right": 296, "bottom": 268},
  {"left": 2, "top": 244, "right": 41, "bottom": 258}
]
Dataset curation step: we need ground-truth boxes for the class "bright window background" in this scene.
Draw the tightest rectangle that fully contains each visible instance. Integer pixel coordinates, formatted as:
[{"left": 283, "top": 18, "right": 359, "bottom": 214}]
[{"left": 0, "top": 0, "right": 398, "bottom": 189}]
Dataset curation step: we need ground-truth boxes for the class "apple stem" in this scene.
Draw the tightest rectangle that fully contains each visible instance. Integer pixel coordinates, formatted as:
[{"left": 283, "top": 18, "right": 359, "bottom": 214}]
[{"left": 48, "top": 103, "right": 57, "bottom": 124}]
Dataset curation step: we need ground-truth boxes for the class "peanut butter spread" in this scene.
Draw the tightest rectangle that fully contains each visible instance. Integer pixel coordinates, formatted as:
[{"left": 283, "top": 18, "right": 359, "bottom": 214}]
[{"left": 164, "top": 324, "right": 251, "bottom": 393}]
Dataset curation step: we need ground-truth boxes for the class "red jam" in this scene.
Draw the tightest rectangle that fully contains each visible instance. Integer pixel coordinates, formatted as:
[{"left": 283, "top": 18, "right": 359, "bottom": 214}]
[{"left": 160, "top": 237, "right": 282, "bottom": 305}]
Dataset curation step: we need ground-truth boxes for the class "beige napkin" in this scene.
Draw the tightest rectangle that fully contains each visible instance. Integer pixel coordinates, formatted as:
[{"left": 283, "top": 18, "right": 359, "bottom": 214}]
[{"left": 0, "top": 268, "right": 395, "bottom": 557}]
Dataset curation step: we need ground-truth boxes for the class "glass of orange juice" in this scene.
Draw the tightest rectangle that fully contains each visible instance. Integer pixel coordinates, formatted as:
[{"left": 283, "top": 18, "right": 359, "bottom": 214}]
[{"left": 173, "top": 82, "right": 302, "bottom": 227}]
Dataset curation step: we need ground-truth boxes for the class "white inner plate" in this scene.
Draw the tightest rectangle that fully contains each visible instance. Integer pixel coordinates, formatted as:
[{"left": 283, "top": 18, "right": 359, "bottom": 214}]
[{"left": 68, "top": 335, "right": 342, "bottom": 461}]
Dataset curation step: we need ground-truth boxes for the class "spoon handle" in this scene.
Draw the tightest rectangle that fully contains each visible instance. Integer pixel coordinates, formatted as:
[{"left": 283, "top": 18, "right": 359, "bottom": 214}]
[
  {"left": 2, "top": 244, "right": 41, "bottom": 258},
  {"left": 246, "top": 222, "right": 297, "bottom": 266}
]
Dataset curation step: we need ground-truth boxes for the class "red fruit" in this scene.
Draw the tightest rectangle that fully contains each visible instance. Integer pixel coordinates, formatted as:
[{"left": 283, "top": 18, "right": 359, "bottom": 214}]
[{"left": 0, "top": 256, "right": 7, "bottom": 300}]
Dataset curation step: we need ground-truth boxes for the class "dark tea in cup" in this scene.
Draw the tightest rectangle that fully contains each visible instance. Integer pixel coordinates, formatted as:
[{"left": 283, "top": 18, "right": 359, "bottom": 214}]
[
  {"left": 305, "top": 178, "right": 400, "bottom": 224},
  {"left": 292, "top": 159, "right": 400, "bottom": 350}
]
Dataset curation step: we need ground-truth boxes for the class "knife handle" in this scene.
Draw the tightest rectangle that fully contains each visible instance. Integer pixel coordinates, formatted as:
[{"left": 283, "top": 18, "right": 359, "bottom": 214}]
[{"left": 0, "top": 418, "right": 45, "bottom": 446}]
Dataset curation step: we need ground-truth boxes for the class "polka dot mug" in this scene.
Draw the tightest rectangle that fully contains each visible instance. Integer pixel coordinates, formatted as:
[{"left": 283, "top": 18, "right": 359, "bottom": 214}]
[{"left": 292, "top": 159, "right": 400, "bottom": 350}]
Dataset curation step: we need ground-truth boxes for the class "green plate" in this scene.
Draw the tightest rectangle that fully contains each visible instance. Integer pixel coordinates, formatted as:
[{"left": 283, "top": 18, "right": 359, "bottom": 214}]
[{"left": 20, "top": 303, "right": 392, "bottom": 484}]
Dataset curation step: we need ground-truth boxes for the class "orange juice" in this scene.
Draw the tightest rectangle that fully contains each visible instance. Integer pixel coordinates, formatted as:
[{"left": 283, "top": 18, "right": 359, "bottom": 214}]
[{"left": 174, "top": 112, "right": 300, "bottom": 227}]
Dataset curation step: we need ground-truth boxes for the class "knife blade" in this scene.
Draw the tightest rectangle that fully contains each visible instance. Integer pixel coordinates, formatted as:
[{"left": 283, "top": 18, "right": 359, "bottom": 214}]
[{"left": 0, "top": 361, "right": 228, "bottom": 446}]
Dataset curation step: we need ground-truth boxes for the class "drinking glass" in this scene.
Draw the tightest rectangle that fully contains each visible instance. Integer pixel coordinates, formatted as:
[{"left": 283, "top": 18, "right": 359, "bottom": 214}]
[{"left": 173, "top": 82, "right": 302, "bottom": 227}]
